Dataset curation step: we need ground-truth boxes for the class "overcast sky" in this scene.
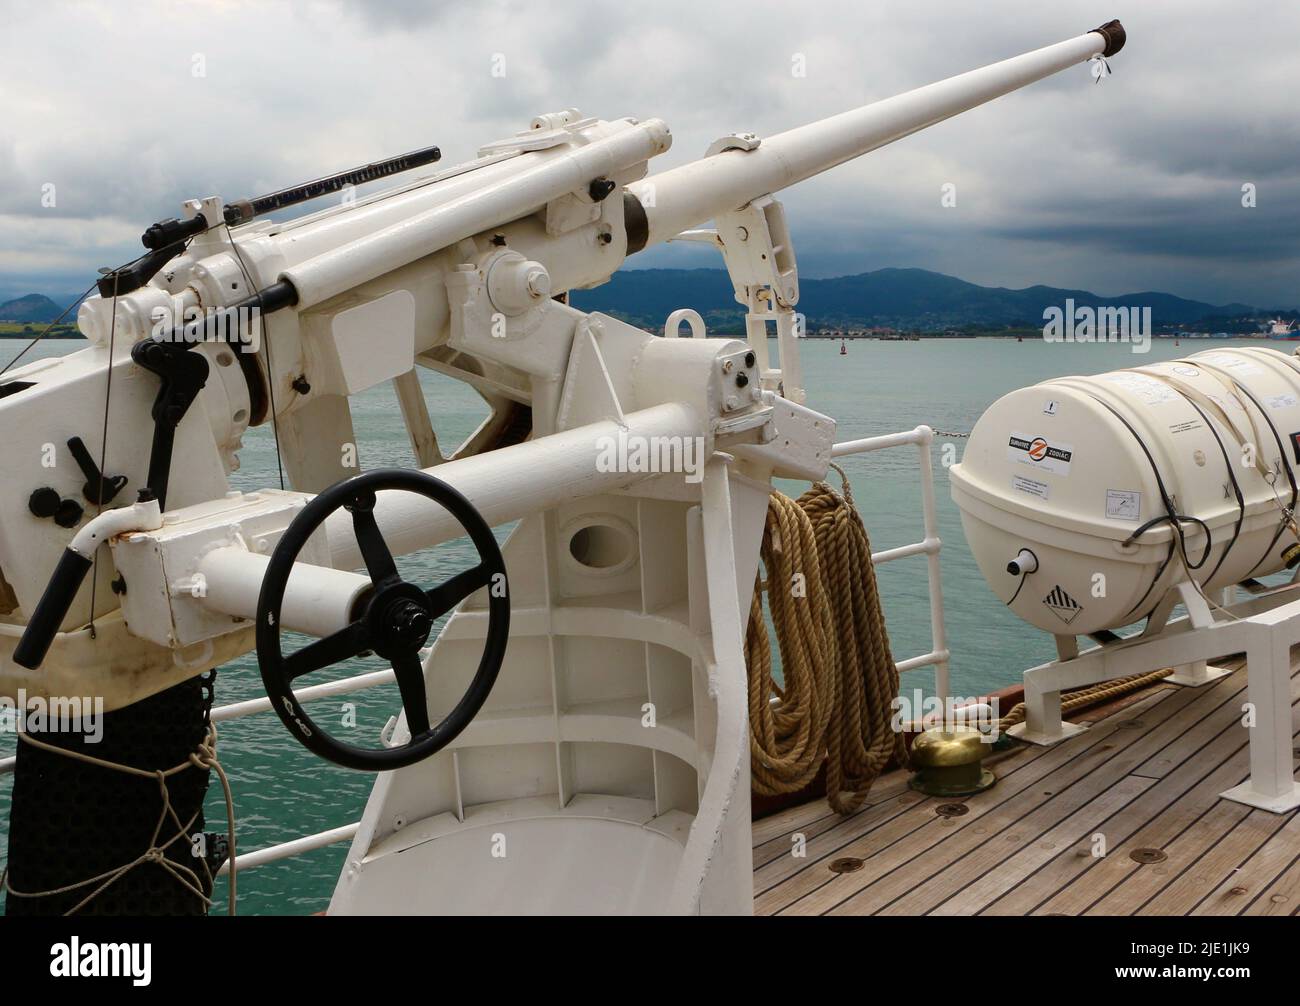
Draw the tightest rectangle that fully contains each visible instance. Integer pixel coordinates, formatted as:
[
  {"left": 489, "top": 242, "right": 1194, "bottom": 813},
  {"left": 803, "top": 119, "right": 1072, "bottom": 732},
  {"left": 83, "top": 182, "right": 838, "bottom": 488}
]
[{"left": 1, "top": 0, "right": 1296, "bottom": 308}]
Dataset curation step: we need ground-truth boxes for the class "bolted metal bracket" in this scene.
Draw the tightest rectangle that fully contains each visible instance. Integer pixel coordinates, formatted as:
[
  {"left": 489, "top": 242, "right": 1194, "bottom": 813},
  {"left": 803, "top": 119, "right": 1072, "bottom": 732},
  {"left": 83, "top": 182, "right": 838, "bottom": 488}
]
[
  {"left": 705, "top": 131, "right": 761, "bottom": 157},
  {"left": 707, "top": 195, "right": 805, "bottom": 403}
]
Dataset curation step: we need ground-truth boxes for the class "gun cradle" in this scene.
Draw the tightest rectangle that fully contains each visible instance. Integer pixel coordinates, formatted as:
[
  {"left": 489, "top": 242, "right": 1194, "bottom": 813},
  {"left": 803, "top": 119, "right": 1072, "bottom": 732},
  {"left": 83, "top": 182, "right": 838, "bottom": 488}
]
[{"left": 0, "top": 20, "right": 1122, "bottom": 914}]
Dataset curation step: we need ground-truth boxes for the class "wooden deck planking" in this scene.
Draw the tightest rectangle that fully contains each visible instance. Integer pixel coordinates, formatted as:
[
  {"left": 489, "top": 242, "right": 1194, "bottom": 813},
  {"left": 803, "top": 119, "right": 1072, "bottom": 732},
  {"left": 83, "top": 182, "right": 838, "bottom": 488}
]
[
  {"left": 876, "top": 696, "right": 1245, "bottom": 917},
  {"left": 765, "top": 687, "right": 1180, "bottom": 916},
  {"left": 755, "top": 655, "right": 1300, "bottom": 915},
  {"left": 751, "top": 771, "right": 922, "bottom": 870},
  {"left": 751, "top": 798, "right": 840, "bottom": 847},
  {"left": 1032, "top": 750, "right": 1256, "bottom": 916},
  {"left": 1138, "top": 807, "right": 1291, "bottom": 915},
  {"left": 1241, "top": 846, "right": 1300, "bottom": 916},
  {"left": 1193, "top": 811, "right": 1300, "bottom": 915},
  {"left": 993, "top": 667, "right": 1299, "bottom": 915},
  {"left": 921, "top": 774, "right": 1157, "bottom": 916},
  {"left": 828, "top": 683, "right": 1250, "bottom": 916},
  {"left": 1085, "top": 801, "right": 1250, "bottom": 915},
  {"left": 752, "top": 734, "right": 1062, "bottom": 912}
]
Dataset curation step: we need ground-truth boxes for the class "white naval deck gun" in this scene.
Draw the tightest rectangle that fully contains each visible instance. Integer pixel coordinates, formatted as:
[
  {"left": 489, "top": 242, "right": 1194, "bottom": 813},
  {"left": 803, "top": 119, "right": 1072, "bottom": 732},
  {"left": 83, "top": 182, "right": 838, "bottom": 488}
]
[{"left": 0, "top": 20, "right": 1126, "bottom": 914}]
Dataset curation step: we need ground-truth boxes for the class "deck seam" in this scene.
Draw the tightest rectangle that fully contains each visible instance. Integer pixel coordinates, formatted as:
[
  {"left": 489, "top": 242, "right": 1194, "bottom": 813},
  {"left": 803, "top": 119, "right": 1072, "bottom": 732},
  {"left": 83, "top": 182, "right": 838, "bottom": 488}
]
[
  {"left": 756, "top": 652, "right": 1300, "bottom": 916},
  {"left": 853, "top": 680, "right": 1260, "bottom": 915},
  {"left": 794, "top": 689, "right": 1203, "bottom": 914},
  {"left": 1166, "top": 808, "right": 1295, "bottom": 916},
  {"left": 756, "top": 716, "right": 1134, "bottom": 903},
  {"left": 970, "top": 671, "right": 1294, "bottom": 914},
  {"left": 925, "top": 734, "right": 1250, "bottom": 916},
  {"left": 775, "top": 690, "right": 1177, "bottom": 911},
  {"left": 1020, "top": 711, "right": 1299, "bottom": 915}
]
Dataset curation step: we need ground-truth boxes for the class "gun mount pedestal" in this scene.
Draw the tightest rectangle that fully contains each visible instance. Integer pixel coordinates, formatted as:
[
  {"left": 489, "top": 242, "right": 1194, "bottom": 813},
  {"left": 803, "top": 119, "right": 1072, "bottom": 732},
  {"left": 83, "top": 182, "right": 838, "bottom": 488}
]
[{"left": 0, "top": 20, "right": 1126, "bottom": 913}]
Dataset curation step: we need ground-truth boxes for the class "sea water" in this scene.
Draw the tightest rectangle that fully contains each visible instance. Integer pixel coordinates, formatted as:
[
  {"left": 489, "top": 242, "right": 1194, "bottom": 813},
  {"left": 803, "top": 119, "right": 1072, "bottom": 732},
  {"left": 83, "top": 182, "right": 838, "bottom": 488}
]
[{"left": 0, "top": 334, "right": 1283, "bottom": 913}]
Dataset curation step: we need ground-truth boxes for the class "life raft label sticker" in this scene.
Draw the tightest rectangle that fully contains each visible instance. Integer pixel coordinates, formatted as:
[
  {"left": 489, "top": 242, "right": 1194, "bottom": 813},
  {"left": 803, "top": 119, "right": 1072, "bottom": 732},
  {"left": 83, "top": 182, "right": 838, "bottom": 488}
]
[
  {"left": 1199, "top": 353, "right": 1264, "bottom": 376},
  {"left": 1008, "top": 432, "right": 1073, "bottom": 475},
  {"left": 1012, "top": 474, "right": 1050, "bottom": 501},
  {"left": 1100, "top": 372, "right": 1177, "bottom": 405},
  {"left": 1105, "top": 489, "right": 1141, "bottom": 521},
  {"left": 1043, "top": 585, "right": 1083, "bottom": 625},
  {"left": 1268, "top": 393, "right": 1297, "bottom": 410},
  {"left": 1168, "top": 419, "right": 1202, "bottom": 435}
]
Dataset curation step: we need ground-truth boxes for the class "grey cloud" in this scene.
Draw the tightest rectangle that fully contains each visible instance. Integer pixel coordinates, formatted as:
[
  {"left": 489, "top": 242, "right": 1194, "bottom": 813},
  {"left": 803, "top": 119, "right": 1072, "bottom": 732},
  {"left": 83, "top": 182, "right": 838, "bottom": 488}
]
[{"left": 1, "top": 0, "right": 1296, "bottom": 308}]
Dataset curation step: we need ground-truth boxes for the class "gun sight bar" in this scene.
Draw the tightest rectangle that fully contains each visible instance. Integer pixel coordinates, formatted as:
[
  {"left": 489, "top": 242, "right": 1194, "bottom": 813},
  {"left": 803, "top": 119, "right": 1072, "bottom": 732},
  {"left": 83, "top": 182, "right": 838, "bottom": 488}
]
[{"left": 141, "top": 142, "right": 444, "bottom": 250}]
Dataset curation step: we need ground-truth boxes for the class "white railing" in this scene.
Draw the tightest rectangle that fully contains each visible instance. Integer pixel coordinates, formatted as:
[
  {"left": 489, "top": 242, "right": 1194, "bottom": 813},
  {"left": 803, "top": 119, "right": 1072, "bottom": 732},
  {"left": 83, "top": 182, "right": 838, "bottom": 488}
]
[
  {"left": 0, "top": 423, "right": 954, "bottom": 876},
  {"left": 830, "top": 424, "right": 951, "bottom": 698}
]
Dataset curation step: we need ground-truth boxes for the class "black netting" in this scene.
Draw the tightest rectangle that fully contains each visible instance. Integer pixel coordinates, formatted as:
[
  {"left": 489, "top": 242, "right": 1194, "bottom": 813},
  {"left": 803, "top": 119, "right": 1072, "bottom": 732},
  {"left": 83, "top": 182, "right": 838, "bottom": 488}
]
[{"left": 5, "top": 671, "right": 218, "bottom": 916}]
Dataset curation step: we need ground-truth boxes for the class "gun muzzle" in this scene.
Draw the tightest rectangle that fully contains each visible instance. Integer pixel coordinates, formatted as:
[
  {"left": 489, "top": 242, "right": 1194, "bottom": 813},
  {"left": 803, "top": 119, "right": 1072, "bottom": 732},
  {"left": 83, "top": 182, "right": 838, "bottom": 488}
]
[{"left": 626, "top": 20, "right": 1125, "bottom": 252}]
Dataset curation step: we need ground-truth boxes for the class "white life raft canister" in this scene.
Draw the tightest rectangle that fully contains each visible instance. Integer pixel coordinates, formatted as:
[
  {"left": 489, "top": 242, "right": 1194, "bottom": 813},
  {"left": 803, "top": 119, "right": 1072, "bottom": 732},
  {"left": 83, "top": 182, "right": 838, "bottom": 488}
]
[{"left": 950, "top": 347, "right": 1300, "bottom": 636}]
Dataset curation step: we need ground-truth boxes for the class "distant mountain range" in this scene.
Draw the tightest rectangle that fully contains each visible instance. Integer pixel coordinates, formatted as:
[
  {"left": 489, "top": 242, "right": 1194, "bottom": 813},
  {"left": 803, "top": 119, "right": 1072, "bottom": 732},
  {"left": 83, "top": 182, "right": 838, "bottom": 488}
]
[
  {"left": 572, "top": 266, "right": 1268, "bottom": 332},
  {"left": 0, "top": 293, "right": 68, "bottom": 324},
  {"left": 572, "top": 267, "right": 1259, "bottom": 332},
  {"left": 0, "top": 268, "right": 1268, "bottom": 333}
]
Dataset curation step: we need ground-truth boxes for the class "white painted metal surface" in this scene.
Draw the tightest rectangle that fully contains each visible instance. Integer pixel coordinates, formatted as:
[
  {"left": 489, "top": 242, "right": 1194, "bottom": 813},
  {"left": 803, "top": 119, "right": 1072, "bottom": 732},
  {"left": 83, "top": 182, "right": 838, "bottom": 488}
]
[
  {"left": 627, "top": 30, "right": 1112, "bottom": 249},
  {"left": 282, "top": 119, "right": 671, "bottom": 309},
  {"left": 834, "top": 425, "right": 950, "bottom": 697},
  {"left": 0, "top": 23, "right": 1129, "bottom": 914},
  {"left": 17, "top": 424, "right": 949, "bottom": 893},
  {"left": 954, "top": 348, "right": 1300, "bottom": 813},
  {"left": 952, "top": 347, "right": 1300, "bottom": 636},
  {"left": 1010, "top": 580, "right": 1300, "bottom": 812}
]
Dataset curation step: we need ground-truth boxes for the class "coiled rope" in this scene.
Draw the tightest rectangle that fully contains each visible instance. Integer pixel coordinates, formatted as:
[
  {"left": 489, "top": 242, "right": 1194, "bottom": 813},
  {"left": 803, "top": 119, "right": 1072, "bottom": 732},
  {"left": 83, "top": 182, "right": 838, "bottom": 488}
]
[{"left": 745, "top": 464, "right": 908, "bottom": 815}]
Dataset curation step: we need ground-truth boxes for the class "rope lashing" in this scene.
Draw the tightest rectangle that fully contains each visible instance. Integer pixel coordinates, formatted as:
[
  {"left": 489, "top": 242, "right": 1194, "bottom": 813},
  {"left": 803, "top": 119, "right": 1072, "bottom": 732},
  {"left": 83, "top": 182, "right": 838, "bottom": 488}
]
[
  {"left": 1, "top": 723, "right": 237, "bottom": 916},
  {"left": 745, "top": 463, "right": 908, "bottom": 815},
  {"left": 995, "top": 667, "right": 1174, "bottom": 733}
]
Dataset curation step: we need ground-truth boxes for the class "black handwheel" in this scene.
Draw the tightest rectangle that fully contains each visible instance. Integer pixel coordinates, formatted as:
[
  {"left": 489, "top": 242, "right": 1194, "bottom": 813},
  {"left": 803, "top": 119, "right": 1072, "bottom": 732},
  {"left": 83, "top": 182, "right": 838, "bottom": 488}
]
[{"left": 256, "top": 468, "right": 509, "bottom": 771}]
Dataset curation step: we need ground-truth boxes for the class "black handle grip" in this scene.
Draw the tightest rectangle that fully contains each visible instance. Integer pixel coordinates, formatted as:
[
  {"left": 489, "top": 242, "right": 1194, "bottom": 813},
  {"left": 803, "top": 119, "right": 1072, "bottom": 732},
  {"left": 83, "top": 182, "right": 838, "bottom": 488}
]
[
  {"left": 1091, "top": 19, "right": 1125, "bottom": 57},
  {"left": 12, "top": 549, "right": 94, "bottom": 670}
]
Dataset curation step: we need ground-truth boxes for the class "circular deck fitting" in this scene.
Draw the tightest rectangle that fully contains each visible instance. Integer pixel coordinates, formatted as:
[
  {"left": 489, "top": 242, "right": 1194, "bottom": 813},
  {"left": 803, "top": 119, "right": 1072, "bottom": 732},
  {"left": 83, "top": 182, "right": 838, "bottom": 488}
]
[
  {"left": 934, "top": 802, "right": 969, "bottom": 818},
  {"left": 1129, "top": 848, "right": 1168, "bottom": 865},
  {"left": 907, "top": 726, "right": 997, "bottom": 798},
  {"left": 828, "top": 857, "right": 865, "bottom": 874}
]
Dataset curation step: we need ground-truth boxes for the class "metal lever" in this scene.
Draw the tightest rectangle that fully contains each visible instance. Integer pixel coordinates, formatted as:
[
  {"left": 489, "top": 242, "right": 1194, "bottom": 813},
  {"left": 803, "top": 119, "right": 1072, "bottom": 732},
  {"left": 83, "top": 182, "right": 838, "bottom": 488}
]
[
  {"left": 12, "top": 492, "right": 162, "bottom": 670},
  {"left": 67, "top": 436, "right": 128, "bottom": 505}
]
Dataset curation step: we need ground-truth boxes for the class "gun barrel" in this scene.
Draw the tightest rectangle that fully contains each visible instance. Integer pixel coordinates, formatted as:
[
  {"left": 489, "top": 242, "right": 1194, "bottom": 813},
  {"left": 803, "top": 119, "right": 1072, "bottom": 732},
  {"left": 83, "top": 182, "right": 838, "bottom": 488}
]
[{"left": 626, "top": 21, "right": 1124, "bottom": 251}]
